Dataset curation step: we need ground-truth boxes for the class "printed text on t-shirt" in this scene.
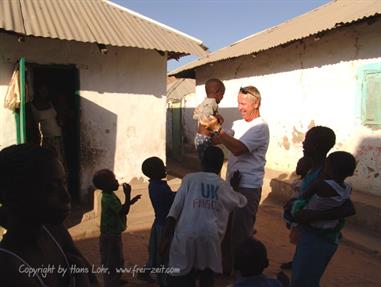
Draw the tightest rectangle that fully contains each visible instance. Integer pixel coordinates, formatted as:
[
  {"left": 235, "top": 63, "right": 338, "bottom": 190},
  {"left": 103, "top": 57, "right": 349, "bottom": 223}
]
[{"left": 192, "top": 183, "right": 219, "bottom": 210}]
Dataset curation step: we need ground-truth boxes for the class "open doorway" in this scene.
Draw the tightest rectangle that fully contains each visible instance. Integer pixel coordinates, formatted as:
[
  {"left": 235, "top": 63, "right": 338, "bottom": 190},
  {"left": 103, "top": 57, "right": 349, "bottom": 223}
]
[{"left": 27, "top": 64, "right": 80, "bottom": 201}]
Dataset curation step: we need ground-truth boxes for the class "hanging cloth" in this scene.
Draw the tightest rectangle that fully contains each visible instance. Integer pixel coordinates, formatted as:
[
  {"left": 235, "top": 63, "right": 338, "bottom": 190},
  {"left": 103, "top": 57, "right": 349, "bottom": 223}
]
[{"left": 4, "top": 67, "right": 21, "bottom": 111}]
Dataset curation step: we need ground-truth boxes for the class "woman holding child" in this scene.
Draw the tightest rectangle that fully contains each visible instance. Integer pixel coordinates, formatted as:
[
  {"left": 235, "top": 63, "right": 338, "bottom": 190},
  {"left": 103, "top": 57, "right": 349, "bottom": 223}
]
[{"left": 286, "top": 126, "right": 357, "bottom": 287}]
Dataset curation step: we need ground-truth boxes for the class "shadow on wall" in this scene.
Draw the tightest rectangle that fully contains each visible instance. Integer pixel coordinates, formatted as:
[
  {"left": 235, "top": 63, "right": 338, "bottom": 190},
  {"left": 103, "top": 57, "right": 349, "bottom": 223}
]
[{"left": 79, "top": 97, "right": 117, "bottom": 202}]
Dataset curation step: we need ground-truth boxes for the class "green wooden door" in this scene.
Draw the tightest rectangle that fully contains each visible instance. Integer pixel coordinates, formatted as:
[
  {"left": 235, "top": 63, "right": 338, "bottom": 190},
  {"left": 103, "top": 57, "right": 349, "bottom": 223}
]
[{"left": 15, "top": 57, "right": 27, "bottom": 144}]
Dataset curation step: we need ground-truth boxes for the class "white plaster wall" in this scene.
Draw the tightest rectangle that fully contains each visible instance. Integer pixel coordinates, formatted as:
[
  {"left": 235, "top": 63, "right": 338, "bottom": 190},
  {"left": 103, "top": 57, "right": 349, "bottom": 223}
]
[
  {"left": 195, "top": 19, "right": 381, "bottom": 196},
  {"left": 0, "top": 33, "right": 167, "bottom": 196},
  {"left": 0, "top": 61, "right": 18, "bottom": 148}
]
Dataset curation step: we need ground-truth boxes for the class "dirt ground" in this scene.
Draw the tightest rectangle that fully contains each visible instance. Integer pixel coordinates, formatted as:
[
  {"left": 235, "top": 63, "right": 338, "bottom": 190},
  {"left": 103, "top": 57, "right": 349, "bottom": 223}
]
[{"left": 74, "top": 200, "right": 381, "bottom": 287}]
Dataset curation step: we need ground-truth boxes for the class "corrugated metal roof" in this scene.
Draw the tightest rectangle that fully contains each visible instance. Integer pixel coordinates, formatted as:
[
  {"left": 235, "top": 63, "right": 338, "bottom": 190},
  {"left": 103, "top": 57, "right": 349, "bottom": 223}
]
[
  {"left": 0, "top": 0, "right": 207, "bottom": 58},
  {"left": 170, "top": 0, "right": 381, "bottom": 78},
  {"left": 167, "top": 77, "right": 195, "bottom": 101}
]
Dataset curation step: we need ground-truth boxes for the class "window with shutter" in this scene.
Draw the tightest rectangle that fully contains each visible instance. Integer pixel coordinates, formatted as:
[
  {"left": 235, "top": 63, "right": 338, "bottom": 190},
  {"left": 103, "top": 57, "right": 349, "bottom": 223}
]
[{"left": 358, "top": 63, "right": 381, "bottom": 127}]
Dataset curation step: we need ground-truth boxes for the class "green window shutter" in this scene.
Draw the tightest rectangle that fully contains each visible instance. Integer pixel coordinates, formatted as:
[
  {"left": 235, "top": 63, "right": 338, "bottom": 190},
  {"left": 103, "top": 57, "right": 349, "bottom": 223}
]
[{"left": 362, "top": 71, "right": 381, "bottom": 126}]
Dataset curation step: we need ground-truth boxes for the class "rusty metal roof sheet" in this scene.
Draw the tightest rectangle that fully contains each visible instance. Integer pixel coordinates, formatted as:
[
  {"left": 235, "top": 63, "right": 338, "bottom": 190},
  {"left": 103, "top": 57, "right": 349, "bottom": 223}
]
[
  {"left": 167, "top": 77, "right": 195, "bottom": 101},
  {"left": 0, "top": 0, "right": 207, "bottom": 58},
  {"left": 170, "top": 0, "right": 381, "bottom": 77}
]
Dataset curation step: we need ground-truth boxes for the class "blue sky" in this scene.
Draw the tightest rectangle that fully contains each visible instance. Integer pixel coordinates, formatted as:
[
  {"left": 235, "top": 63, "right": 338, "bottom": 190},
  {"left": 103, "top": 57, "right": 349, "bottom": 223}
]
[{"left": 114, "top": 0, "right": 331, "bottom": 72}]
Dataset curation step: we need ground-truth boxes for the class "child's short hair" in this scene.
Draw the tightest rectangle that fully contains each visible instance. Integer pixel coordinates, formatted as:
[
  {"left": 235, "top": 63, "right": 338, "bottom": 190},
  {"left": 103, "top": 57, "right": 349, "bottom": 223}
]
[
  {"left": 296, "top": 156, "right": 313, "bottom": 178},
  {"left": 141, "top": 157, "right": 165, "bottom": 179},
  {"left": 234, "top": 237, "right": 269, "bottom": 276},
  {"left": 93, "top": 169, "right": 114, "bottom": 190},
  {"left": 307, "top": 126, "right": 336, "bottom": 154},
  {"left": 326, "top": 151, "right": 356, "bottom": 179},
  {"left": 0, "top": 144, "right": 55, "bottom": 204},
  {"left": 201, "top": 146, "right": 224, "bottom": 172}
]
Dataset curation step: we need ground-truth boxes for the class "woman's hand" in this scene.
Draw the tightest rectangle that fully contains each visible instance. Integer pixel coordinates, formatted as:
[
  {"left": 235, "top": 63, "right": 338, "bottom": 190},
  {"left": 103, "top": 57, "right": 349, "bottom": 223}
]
[{"left": 199, "top": 115, "right": 221, "bottom": 133}]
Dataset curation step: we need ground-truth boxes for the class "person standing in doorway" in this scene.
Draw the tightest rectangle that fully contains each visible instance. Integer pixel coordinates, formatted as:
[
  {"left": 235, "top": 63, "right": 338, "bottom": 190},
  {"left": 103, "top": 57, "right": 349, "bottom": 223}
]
[{"left": 31, "top": 85, "right": 66, "bottom": 172}]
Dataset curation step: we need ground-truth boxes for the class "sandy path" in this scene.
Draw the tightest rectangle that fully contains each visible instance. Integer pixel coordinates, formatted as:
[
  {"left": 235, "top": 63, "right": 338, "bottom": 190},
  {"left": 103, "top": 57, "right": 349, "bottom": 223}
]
[{"left": 74, "top": 201, "right": 381, "bottom": 287}]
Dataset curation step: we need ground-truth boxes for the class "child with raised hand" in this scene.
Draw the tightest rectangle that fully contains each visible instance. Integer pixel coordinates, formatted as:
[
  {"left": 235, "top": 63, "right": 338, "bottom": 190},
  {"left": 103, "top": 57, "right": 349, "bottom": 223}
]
[
  {"left": 0, "top": 144, "right": 97, "bottom": 286},
  {"left": 233, "top": 238, "right": 289, "bottom": 287},
  {"left": 160, "top": 146, "right": 247, "bottom": 287},
  {"left": 93, "top": 169, "right": 141, "bottom": 287},
  {"left": 137, "top": 157, "right": 176, "bottom": 286}
]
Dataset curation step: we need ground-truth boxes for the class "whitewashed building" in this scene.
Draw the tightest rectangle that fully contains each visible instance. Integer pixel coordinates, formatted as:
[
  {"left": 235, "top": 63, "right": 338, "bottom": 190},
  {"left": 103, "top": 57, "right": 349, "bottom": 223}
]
[
  {"left": 170, "top": 0, "right": 381, "bottom": 197},
  {"left": 0, "top": 0, "right": 206, "bottom": 199}
]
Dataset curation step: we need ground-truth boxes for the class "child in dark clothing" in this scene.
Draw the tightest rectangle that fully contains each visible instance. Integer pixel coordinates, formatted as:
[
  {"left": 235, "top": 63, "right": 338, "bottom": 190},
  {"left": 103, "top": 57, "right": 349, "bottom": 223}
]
[
  {"left": 291, "top": 156, "right": 314, "bottom": 197},
  {"left": 280, "top": 156, "right": 313, "bottom": 270},
  {"left": 234, "top": 238, "right": 289, "bottom": 287},
  {"left": 93, "top": 169, "right": 141, "bottom": 287},
  {"left": 138, "top": 157, "right": 176, "bottom": 286},
  {"left": 0, "top": 144, "right": 97, "bottom": 287},
  {"left": 292, "top": 151, "right": 357, "bottom": 230}
]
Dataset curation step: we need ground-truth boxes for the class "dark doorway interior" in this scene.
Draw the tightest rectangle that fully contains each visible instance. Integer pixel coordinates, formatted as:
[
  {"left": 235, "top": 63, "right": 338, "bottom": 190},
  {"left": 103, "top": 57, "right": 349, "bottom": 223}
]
[{"left": 28, "top": 64, "right": 80, "bottom": 201}]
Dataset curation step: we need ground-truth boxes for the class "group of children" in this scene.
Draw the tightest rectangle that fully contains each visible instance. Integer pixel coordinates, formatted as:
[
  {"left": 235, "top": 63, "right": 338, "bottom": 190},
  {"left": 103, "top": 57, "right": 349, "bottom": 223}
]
[
  {"left": 92, "top": 121, "right": 357, "bottom": 287},
  {"left": 0, "top": 124, "right": 357, "bottom": 287},
  {"left": 95, "top": 145, "right": 291, "bottom": 287}
]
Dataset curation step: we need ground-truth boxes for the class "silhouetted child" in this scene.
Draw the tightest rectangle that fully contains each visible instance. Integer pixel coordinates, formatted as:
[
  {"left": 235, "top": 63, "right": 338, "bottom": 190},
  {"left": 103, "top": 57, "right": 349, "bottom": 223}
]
[
  {"left": 93, "top": 169, "right": 141, "bottom": 287},
  {"left": 137, "top": 157, "right": 176, "bottom": 286},
  {"left": 161, "top": 146, "right": 247, "bottom": 287},
  {"left": 281, "top": 156, "right": 312, "bottom": 270},
  {"left": 291, "top": 156, "right": 313, "bottom": 198},
  {"left": 0, "top": 144, "right": 97, "bottom": 286},
  {"left": 294, "top": 151, "right": 356, "bottom": 231},
  {"left": 283, "top": 151, "right": 356, "bottom": 251},
  {"left": 233, "top": 238, "right": 289, "bottom": 287}
]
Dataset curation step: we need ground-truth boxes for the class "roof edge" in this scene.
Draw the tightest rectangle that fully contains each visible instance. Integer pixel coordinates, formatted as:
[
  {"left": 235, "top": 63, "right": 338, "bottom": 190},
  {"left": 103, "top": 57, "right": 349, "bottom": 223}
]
[
  {"left": 170, "top": 10, "right": 381, "bottom": 79},
  {"left": 105, "top": 0, "right": 204, "bottom": 45}
]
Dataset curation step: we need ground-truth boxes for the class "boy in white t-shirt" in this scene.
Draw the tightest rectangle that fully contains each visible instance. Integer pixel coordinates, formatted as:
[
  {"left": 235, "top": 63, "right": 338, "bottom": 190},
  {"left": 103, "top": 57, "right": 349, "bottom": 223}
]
[{"left": 160, "top": 146, "right": 247, "bottom": 287}]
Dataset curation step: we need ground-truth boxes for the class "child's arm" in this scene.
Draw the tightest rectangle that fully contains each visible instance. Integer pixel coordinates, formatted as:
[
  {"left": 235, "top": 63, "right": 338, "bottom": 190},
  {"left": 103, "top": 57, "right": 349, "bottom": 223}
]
[
  {"left": 300, "top": 180, "right": 329, "bottom": 200},
  {"left": 229, "top": 170, "right": 241, "bottom": 191},
  {"left": 284, "top": 180, "right": 322, "bottom": 212},
  {"left": 163, "top": 184, "right": 177, "bottom": 210},
  {"left": 295, "top": 199, "right": 355, "bottom": 224},
  {"left": 120, "top": 183, "right": 142, "bottom": 216},
  {"left": 215, "top": 112, "right": 224, "bottom": 124},
  {"left": 315, "top": 181, "right": 339, "bottom": 197}
]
